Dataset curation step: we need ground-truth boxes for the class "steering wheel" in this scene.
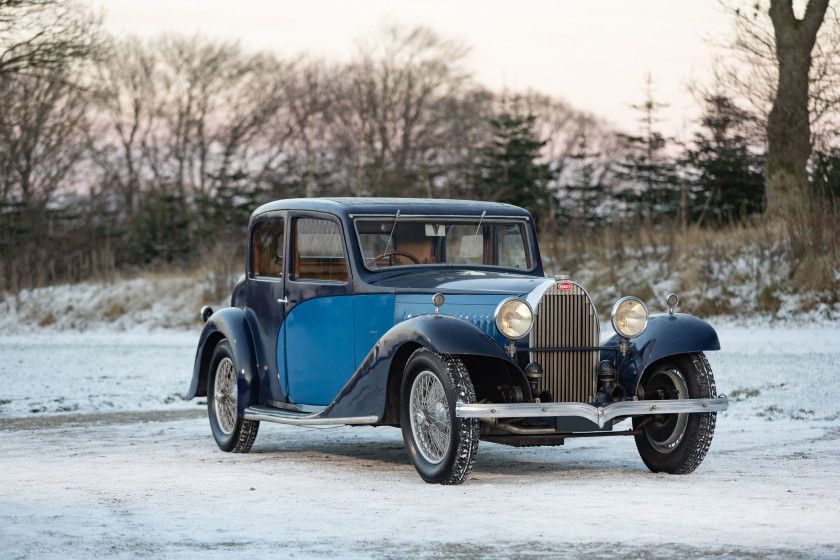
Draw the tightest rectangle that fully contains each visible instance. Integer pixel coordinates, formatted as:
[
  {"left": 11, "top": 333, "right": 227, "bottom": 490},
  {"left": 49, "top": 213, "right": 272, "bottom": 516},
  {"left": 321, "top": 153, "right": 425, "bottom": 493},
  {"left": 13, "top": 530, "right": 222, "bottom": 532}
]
[{"left": 371, "top": 250, "right": 420, "bottom": 266}]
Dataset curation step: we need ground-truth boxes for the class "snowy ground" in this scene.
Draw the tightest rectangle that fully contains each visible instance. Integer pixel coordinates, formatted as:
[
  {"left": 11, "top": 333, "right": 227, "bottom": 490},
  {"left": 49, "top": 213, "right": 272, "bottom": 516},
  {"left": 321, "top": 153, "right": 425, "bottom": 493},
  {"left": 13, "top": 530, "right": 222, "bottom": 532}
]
[{"left": 1, "top": 323, "right": 839, "bottom": 559}]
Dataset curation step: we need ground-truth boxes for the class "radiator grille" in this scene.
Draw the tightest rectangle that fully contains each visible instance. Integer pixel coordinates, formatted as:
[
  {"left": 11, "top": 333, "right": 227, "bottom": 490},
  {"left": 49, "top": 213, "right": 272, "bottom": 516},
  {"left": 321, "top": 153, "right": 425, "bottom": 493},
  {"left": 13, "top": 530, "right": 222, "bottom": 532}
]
[{"left": 529, "top": 283, "right": 599, "bottom": 403}]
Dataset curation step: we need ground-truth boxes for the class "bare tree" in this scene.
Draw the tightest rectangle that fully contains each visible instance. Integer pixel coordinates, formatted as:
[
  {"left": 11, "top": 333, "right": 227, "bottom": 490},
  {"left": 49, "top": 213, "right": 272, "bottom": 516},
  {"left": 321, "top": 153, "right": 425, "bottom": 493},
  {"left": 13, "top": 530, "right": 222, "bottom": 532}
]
[
  {"left": 0, "top": 0, "right": 100, "bottom": 78},
  {"left": 335, "top": 25, "right": 471, "bottom": 197},
  {"left": 90, "top": 35, "right": 159, "bottom": 234},
  {"left": 714, "top": 1, "right": 834, "bottom": 217},
  {"left": 766, "top": 0, "right": 830, "bottom": 217}
]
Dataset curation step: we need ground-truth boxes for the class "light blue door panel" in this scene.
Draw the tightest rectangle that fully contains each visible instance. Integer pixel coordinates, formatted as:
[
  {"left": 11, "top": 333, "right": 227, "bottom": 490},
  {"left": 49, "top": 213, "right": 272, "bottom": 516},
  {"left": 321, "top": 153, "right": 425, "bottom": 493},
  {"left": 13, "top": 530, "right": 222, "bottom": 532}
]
[
  {"left": 284, "top": 296, "right": 355, "bottom": 406},
  {"left": 353, "top": 294, "right": 395, "bottom": 369}
]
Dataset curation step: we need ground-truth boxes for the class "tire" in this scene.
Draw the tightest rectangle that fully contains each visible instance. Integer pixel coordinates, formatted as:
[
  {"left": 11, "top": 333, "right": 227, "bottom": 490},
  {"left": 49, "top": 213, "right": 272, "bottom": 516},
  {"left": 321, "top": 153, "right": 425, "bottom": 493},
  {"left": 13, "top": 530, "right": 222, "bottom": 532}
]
[
  {"left": 400, "top": 348, "right": 479, "bottom": 484},
  {"left": 207, "top": 340, "right": 259, "bottom": 453},
  {"left": 633, "top": 352, "right": 717, "bottom": 474}
]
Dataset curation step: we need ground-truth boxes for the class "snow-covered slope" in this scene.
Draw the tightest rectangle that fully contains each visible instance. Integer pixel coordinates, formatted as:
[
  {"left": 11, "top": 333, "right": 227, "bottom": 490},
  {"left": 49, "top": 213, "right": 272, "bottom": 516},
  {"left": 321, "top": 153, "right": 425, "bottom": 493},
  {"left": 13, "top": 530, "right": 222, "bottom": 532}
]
[{"left": 0, "top": 274, "right": 231, "bottom": 332}]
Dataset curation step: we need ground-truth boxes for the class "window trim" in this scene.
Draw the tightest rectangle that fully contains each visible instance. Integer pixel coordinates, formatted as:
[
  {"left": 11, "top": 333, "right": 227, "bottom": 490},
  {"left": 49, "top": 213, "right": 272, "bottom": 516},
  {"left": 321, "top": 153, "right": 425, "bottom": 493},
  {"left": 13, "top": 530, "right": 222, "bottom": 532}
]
[
  {"left": 249, "top": 215, "right": 286, "bottom": 282},
  {"left": 290, "top": 215, "right": 352, "bottom": 284},
  {"left": 352, "top": 216, "right": 536, "bottom": 273}
]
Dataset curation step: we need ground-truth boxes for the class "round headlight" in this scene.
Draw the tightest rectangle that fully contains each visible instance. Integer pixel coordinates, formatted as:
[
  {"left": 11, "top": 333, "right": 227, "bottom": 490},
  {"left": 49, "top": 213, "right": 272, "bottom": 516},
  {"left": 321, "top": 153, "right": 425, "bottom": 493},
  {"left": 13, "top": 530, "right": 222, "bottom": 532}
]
[
  {"left": 494, "top": 298, "right": 533, "bottom": 340},
  {"left": 611, "top": 297, "right": 648, "bottom": 338}
]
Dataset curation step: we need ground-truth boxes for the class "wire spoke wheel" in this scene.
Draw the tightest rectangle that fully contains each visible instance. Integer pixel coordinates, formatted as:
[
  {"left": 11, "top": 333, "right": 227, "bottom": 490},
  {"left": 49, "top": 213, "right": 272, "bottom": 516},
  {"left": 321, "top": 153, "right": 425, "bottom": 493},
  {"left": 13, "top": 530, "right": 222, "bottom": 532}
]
[
  {"left": 409, "top": 370, "right": 452, "bottom": 464},
  {"left": 400, "top": 349, "right": 479, "bottom": 484},
  {"left": 206, "top": 340, "right": 259, "bottom": 453},
  {"left": 213, "top": 357, "right": 238, "bottom": 436}
]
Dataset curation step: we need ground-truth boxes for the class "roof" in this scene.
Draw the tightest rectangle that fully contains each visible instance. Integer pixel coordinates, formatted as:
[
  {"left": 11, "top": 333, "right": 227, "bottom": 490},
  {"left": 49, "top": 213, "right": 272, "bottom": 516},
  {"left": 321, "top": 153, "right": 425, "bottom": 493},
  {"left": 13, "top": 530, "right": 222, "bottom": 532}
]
[{"left": 251, "top": 197, "right": 532, "bottom": 221}]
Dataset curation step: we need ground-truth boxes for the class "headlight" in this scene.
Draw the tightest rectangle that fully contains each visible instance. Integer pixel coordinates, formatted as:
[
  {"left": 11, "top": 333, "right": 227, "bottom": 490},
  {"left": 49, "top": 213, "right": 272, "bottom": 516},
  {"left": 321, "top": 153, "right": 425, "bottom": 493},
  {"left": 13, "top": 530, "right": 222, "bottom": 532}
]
[
  {"left": 611, "top": 297, "right": 648, "bottom": 338},
  {"left": 494, "top": 298, "right": 533, "bottom": 340}
]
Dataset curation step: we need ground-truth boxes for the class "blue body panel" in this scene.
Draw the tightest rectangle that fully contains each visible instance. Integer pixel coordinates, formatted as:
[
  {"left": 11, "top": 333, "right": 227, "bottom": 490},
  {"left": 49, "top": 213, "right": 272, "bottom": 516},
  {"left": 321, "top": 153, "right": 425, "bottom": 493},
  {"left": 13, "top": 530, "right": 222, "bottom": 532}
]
[
  {"left": 325, "top": 314, "right": 519, "bottom": 420},
  {"left": 353, "top": 294, "right": 395, "bottom": 370},
  {"left": 395, "top": 294, "right": 516, "bottom": 347},
  {"left": 284, "top": 295, "right": 356, "bottom": 405},
  {"left": 188, "top": 198, "right": 721, "bottom": 427},
  {"left": 188, "top": 307, "right": 259, "bottom": 416},
  {"left": 601, "top": 313, "right": 721, "bottom": 397}
]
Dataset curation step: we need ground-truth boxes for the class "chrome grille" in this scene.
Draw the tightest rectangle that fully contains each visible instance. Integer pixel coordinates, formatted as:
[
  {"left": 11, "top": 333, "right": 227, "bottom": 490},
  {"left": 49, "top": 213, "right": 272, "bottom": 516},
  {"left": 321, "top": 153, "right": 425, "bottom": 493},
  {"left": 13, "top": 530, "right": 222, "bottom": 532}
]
[{"left": 529, "top": 283, "right": 599, "bottom": 403}]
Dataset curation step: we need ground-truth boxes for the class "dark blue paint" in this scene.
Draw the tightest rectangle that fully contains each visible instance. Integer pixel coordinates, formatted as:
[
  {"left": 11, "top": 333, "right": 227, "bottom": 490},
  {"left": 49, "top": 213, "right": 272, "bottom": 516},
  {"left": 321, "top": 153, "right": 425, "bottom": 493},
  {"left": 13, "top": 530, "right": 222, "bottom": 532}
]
[
  {"left": 188, "top": 198, "right": 720, "bottom": 428},
  {"left": 188, "top": 307, "right": 260, "bottom": 416},
  {"left": 601, "top": 313, "right": 721, "bottom": 396},
  {"left": 324, "top": 314, "right": 523, "bottom": 420}
]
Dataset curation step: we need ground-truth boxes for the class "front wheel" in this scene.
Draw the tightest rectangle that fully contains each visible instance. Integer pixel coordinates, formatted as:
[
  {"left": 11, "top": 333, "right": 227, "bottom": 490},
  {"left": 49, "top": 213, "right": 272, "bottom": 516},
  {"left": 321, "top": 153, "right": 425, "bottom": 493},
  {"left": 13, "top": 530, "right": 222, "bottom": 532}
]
[
  {"left": 400, "top": 348, "right": 479, "bottom": 484},
  {"left": 633, "top": 352, "right": 717, "bottom": 474},
  {"left": 207, "top": 340, "right": 259, "bottom": 453}
]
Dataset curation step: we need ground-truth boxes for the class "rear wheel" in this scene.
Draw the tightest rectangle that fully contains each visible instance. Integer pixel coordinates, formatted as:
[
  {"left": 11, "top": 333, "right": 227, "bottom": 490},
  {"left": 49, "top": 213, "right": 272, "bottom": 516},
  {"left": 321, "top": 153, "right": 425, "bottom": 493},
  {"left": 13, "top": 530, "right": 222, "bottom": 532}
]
[
  {"left": 400, "top": 348, "right": 479, "bottom": 484},
  {"left": 207, "top": 340, "right": 259, "bottom": 453},
  {"left": 633, "top": 352, "right": 717, "bottom": 474}
]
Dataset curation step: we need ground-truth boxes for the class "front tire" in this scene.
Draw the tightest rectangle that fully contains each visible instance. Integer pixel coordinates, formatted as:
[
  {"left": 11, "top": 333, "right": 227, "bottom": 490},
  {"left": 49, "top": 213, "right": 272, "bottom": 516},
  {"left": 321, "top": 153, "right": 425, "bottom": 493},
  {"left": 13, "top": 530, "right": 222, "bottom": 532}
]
[
  {"left": 633, "top": 352, "right": 717, "bottom": 474},
  {"left": 400, "top": 348, "right": 479, "bottom": 484},
  {"left": 207, "top": 340, "right": 259, "bottom": 453}
]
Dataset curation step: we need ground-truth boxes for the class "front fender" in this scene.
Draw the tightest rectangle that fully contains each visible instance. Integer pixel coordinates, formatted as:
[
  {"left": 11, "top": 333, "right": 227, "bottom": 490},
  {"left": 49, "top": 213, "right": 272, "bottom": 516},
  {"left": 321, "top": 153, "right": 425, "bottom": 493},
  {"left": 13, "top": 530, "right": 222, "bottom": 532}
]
[
  {"left": 187, "top": 307, "right": 260, "bottom": 416},
  {"left": 601, "top": 313, "right": 720, "bottom": 397},
  {"left": 325, "top": 314, "right": 522, "bottom": 420}
]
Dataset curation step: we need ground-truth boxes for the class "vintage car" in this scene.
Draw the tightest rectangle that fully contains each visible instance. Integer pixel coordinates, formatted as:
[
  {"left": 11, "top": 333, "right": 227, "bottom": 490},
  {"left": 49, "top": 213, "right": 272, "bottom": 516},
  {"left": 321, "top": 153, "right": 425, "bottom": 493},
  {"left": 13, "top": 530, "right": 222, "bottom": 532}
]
[{"left": 187, "top": 198, "right": 727, "bottom": 484}]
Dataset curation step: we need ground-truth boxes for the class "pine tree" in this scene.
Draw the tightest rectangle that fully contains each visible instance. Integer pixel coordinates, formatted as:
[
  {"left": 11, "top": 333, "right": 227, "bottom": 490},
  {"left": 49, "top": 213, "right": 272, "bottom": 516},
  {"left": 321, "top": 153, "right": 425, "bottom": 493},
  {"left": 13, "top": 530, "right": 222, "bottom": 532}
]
[
  {"left": 475, "top": 110, "right": 554, "bottom": 225},
  {"left": 683, "top": 95, "right": 765, "bottom": 224},
  {"left": 613, "top": 75, "right": 680, "bottom": 223}
]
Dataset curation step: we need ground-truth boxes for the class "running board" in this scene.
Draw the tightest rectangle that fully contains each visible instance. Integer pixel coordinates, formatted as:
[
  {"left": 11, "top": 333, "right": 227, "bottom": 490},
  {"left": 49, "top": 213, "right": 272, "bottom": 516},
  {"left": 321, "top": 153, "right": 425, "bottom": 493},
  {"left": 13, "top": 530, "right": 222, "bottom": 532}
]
[
  {"left": 456, "top": 395, "right": 728, "bottom": 429},
  {"left": 243, "top": 405, "right": 378, "bottom": 426}
]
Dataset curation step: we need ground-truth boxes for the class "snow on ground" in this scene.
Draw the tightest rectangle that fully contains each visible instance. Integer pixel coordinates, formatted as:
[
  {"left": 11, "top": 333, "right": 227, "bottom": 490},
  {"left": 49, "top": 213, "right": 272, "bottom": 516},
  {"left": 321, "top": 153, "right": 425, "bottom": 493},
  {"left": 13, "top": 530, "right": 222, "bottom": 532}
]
[{"left": 1, "top": 322, "right": 839, "bottom": 558}]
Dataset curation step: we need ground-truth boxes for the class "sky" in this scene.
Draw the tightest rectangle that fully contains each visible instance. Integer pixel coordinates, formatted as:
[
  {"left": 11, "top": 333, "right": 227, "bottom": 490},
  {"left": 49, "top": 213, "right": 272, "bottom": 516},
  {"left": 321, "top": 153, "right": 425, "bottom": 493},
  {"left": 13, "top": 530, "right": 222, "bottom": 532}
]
[{"left": 101, "top": 0, "right": 738, "bottom": 138}]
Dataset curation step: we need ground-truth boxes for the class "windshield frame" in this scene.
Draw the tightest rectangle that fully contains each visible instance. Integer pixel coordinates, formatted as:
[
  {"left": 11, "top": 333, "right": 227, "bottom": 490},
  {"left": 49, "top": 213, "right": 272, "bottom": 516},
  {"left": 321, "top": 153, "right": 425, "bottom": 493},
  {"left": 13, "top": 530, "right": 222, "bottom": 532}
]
[{"left": 352, "top": 215, "right": 537, "bottom": 273}]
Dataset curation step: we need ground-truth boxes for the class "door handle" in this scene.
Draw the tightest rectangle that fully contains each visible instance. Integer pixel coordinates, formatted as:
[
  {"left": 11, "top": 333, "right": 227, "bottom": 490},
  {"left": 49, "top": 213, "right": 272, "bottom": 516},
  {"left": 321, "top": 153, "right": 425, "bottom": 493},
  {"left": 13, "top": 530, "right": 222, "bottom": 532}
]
[{"left": 277, "top": 297, "right": 289, "bottom": 304}]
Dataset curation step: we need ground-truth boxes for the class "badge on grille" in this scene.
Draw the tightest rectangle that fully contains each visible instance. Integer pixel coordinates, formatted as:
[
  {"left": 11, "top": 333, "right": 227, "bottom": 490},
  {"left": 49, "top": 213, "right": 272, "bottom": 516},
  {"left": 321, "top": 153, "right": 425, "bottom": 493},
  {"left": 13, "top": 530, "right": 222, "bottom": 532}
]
[{"left": 558, "top": 282, "right": 573, "bottom": 290}]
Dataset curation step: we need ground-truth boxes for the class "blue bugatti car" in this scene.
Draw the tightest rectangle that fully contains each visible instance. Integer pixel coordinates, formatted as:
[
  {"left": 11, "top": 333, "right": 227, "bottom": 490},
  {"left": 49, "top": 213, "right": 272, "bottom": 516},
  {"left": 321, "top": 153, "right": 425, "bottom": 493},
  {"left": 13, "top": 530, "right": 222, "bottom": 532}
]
[{"left": 187, "top": 198, "right": 727, "bottom": 484}]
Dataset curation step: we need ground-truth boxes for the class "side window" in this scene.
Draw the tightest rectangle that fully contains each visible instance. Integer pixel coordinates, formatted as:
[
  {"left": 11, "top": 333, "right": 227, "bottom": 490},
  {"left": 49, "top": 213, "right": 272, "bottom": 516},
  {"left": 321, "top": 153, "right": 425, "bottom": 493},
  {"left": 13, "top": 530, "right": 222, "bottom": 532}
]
[
  {"left": 293, "top": 218, "right": 349, "bottom": 282},
  {"left": 252, "top": 219, "right": 285, "bottom": 278}
]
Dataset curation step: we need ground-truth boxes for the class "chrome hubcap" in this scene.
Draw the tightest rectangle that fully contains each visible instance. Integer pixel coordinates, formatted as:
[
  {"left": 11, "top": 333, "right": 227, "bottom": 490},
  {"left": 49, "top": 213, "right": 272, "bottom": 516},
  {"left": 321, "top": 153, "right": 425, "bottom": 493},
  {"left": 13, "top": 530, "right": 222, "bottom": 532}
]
[
  {"left": 409, "top": 370, "right": 451, "bottom": 464},
  {"left": 213, "top": 357, "right": 238, "bottom": 435}
]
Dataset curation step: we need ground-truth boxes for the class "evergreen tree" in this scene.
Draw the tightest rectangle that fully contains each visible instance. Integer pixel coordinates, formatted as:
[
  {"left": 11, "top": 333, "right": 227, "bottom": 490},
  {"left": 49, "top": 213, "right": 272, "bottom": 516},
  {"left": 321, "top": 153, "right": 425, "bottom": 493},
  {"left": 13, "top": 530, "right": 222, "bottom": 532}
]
[
  {"left": 613, "top": 75, "right": 680, "bottom": 223},
  {"left": 475, "top": 110, "right": 554, "bottom": 225},
  {"left": 683, "top": 95, "right": 765, "bottom": 224},
  {"left": 559, "top": 135, "right": 615, "bottom": 230},
  {"left": 811, "top": 148, "right": 840, "bottom": 199}
]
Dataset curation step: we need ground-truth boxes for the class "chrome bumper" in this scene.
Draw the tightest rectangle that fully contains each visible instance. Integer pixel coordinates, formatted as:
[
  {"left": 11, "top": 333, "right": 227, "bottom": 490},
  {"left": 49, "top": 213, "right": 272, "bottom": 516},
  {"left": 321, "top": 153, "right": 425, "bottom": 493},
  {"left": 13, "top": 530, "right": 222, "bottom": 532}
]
[{"left": 455, "top": 395, "right": 728, "bottom": 429}]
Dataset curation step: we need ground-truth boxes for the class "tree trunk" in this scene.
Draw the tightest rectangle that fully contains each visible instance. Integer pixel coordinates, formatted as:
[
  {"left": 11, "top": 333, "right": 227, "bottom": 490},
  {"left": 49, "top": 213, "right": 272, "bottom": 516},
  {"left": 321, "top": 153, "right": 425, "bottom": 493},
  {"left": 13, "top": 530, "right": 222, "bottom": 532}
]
[{"left": 765, "top": 0, "right": 828, "bottom": 219}]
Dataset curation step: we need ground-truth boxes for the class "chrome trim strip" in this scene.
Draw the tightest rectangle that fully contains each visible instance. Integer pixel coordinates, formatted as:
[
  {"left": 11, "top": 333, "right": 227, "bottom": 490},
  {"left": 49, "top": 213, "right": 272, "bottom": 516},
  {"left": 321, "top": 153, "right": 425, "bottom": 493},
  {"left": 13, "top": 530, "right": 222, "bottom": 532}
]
[
  {"left": 456, "top": 395, "right": 729, "bottom": 429},
  {"left": 243, "top": 406, "right": 378, "bottom": 426},
  {"left": 349, "top": 214, "right": 530, "bottom": 221}
]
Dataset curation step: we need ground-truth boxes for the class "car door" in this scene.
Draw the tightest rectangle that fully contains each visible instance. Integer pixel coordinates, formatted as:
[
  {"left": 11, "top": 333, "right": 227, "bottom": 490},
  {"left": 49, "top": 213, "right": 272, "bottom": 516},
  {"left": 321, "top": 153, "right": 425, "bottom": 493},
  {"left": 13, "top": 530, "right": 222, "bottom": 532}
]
[
  {"left": 283, "top": 213, "right": 356, "bottom": 406},
  {"left": 245, "top": 214, "right": 289, "bottom": 405}
]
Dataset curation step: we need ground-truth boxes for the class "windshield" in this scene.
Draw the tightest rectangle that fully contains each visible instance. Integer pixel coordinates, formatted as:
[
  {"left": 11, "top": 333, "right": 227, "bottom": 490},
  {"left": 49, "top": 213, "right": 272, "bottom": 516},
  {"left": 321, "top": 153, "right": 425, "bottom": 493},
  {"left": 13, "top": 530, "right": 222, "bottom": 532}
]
[{"left": 354, "top": 218, "right": 534, "bottom": 271}]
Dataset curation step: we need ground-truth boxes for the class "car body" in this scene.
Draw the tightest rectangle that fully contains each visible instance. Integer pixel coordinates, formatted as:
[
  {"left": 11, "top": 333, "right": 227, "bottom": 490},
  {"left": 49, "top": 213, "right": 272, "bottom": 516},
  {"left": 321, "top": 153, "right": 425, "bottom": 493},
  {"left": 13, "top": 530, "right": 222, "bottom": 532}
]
[{"left": 188, "top": 197, "right": 727, "bottom": 484}]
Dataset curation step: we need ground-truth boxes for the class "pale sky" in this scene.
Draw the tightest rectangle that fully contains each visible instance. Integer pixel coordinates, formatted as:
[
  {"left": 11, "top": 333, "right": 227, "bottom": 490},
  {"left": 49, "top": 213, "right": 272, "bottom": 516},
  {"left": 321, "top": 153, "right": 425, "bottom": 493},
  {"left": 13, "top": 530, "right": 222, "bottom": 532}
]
[{"left": 101, "top": 0, "right": 737, "bottom": 138}]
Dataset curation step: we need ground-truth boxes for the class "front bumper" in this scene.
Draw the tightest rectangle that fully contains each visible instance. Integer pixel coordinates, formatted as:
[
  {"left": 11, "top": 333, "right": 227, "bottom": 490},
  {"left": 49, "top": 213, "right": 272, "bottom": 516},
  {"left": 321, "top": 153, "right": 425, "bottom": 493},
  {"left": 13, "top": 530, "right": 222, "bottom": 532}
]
[{"left": 456, "top": 395, "right": 728, "bottom": 429}]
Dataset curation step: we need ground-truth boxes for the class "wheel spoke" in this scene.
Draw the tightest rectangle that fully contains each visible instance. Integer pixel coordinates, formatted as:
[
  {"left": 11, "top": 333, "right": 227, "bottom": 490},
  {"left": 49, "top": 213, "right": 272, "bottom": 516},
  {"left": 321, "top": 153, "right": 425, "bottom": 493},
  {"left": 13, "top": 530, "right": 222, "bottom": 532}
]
[
  {"left": 214, "top": 357, "right": 238, "bottom": 435},
  {"left": 409, "top": 370, "right": 452, "bottom": 464}
]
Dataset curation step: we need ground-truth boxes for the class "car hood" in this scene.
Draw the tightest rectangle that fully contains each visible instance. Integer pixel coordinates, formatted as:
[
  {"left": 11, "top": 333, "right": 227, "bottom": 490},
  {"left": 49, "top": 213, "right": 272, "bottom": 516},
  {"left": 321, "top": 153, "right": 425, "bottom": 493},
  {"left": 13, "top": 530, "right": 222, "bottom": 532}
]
[{"left": 364, "top": 268, "right": 551, "bottom": 296}]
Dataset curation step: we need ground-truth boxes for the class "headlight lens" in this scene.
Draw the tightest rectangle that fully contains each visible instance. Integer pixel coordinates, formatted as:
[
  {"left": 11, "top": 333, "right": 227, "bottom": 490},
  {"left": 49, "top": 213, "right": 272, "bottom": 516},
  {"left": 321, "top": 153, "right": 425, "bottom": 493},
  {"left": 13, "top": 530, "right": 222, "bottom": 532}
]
[
  {"left": 611, "top": 297, "right": 648, "bottom": 338},
  {"left": 494, "top": 298, "right": 533, "bottom": 340}
]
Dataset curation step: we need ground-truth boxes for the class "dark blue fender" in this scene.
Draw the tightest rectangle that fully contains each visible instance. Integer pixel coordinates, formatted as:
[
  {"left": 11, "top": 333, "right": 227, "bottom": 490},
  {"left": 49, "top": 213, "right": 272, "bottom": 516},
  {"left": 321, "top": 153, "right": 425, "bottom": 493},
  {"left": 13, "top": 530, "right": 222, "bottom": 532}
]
[
  {"left": 187, "top": 307, "right": 260, "bottom": 416},
  {"left": 601, "top": 313, "right": 721, "bottom": 397},
  {"left": 323, "top": 313, "right": 521, "bottom": 420}
]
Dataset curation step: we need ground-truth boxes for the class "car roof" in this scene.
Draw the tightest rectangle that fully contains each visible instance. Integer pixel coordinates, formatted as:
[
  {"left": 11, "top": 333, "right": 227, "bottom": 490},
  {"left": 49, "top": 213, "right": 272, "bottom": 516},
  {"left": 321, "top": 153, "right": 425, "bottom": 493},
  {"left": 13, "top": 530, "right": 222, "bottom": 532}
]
[{"left": 251, "top": 197, "right": 533, "bottom": 221}]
